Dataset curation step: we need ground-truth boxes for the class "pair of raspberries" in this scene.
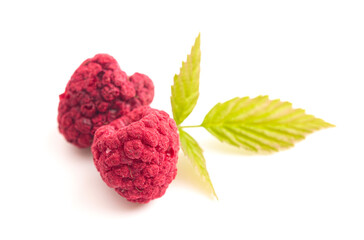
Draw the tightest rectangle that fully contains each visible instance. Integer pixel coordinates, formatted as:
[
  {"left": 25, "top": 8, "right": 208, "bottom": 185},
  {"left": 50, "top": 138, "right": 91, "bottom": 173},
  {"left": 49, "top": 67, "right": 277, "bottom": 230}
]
[{"left": 58, "top": 54, "right": 179, "bottom": 203}]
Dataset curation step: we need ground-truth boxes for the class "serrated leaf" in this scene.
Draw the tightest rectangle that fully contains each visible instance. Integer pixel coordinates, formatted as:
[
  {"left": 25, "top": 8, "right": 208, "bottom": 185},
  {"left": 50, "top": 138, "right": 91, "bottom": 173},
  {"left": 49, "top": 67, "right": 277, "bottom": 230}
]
[
  {"left": 202, "top": 96, "right": 334, "bottom": 153},
  {"left": 179, "top": 128, "right": 217, "bottom": 199},
  {"left": 171, "top": 33, "right": 201, "bottom": 125}
]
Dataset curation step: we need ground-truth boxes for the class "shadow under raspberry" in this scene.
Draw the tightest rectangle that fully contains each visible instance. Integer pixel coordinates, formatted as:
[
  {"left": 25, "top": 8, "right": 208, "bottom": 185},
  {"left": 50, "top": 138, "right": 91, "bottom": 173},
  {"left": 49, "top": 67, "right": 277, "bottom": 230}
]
[
  {"left": 78, "top": 169, "right": 149, "bottom": 213},
  {"left": 49, "top": 128, "right": 148, "bottom": 212}
]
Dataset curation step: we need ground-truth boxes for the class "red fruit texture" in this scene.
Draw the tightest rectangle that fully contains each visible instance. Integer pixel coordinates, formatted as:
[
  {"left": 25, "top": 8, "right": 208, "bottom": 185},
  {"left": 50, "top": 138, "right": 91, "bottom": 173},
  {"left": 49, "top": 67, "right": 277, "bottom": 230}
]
[
  {"left": 91, "top": 106, "right": 180, "bottom": 203},
  {"left": 58, "top": 54, "right": 154, "bottom": 148}
]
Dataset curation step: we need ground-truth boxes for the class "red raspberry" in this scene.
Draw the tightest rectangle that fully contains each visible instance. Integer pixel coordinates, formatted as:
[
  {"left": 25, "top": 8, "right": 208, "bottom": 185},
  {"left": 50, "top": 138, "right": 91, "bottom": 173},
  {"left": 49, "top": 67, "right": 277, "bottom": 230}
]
[
  {"left": 58, "top": 54, "right": 154, "bottom": 148},
  {"left": 91, "top": 106, "right": 180, "bottom": 203}
]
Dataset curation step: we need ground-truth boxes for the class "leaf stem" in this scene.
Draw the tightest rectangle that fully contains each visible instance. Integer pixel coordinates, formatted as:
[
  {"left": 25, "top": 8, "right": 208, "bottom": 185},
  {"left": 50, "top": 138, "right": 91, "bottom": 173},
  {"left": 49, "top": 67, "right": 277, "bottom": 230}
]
[{"left": 179, "top": 125, "right": 202, "bottom": 129}]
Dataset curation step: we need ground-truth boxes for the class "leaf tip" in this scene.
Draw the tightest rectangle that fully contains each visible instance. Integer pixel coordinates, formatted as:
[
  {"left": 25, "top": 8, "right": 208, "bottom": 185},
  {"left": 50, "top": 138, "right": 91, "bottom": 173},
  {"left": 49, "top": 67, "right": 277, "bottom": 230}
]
[
  {"left": 212, "top": 187, "right": 218, "bottom": 200},
  {"left": 327, "top": 122, "right": 336, "bottom": 128}
]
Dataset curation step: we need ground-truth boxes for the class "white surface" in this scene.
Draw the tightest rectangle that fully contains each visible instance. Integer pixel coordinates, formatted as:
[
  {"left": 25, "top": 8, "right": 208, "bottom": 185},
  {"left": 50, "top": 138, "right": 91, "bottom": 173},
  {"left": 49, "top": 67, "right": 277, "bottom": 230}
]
[{"left": 1, "top": 1, "right": 363, "bottom": 239}]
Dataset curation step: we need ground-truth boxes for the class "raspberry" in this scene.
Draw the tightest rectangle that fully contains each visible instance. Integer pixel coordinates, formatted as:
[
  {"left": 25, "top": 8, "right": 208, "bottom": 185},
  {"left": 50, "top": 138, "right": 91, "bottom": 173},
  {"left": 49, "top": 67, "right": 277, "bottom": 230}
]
[
  {"left": 91, "top": 106, "right": 180, "bottom": 203},
  {"left": 58, "top": 54, "right": 154, "bottom": 148}
]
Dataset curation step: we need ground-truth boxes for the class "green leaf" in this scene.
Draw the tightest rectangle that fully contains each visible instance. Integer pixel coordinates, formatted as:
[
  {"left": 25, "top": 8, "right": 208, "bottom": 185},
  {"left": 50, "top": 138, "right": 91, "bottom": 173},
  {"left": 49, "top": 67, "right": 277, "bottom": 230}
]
[
  {"left": 171, "top": 33, "right": 201, "bottom": 125},
  {"left": 202, "top": 96, "right": 334, "bottom": 153},
  {"left": 179, "top": 128, "right": 218, "bottom": 199}
]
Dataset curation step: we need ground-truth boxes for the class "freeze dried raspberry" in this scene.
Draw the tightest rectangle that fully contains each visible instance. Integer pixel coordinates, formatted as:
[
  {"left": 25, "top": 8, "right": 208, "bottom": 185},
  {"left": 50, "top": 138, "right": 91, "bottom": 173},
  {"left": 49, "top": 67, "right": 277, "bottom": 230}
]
[
  {"left": 91, "top": 106, "right": 180, "bottom": 203},
  {"left": 58, "top": 54, "right": 154, "bottom": 148}
]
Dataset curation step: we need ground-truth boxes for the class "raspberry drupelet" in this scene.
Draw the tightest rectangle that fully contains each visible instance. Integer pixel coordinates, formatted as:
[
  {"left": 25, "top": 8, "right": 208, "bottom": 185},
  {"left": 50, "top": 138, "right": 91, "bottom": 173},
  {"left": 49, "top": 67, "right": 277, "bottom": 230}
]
[
  {"left": 91, "top": 106, "right": 180, "bottom": 203},
  {"left": 58, "top": 54, "right": 154, "bottom": 148}
]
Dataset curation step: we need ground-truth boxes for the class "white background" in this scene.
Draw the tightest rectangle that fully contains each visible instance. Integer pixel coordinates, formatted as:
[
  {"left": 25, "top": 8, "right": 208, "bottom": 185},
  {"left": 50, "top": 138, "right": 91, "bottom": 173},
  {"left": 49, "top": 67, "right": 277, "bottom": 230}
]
[{"left": 1, "top": 1, "right": 363, "bottom": 239}]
